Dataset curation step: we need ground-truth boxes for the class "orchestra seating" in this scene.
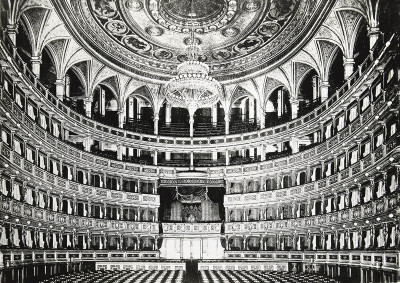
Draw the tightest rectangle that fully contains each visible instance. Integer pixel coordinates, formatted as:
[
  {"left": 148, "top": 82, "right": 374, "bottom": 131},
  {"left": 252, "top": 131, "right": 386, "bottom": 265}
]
[
  {"left": 198, "top": 270, "right": 336, "bottom": 283},
  {"left": 39, "top": 270, "right": 184, "bottom": 283}
]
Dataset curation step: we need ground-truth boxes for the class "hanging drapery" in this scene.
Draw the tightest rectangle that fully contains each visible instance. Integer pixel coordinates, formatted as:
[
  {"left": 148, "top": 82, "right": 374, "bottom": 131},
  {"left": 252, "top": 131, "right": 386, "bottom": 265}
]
[
  {"left": 12, "top": 183, "right": 21, "bottom": 201},
  {"left": 52, "top": 233, "right": 58, "bottom": 249},
  {"left": 38, "top": 232, "right": 45, "bottom": 248},
  {"left": 52, "top": 196, "right": 58, "bottom": 212},
  {"left": 25, "top": 230, "right": 33, "bottom": 248}
]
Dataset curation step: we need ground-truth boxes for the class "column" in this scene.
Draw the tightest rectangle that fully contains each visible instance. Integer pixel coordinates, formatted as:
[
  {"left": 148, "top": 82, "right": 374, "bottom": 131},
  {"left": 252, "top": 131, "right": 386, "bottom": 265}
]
[
  {"left": 153, "top": 113, "right": 159, "bottom": 135},
  {"left": 368, "top": 26, "right": 380, "bottom": 49},
  {"left": 6, "top": 24, "right": 18, "bottom": 45},
  {"left": 225, "top": 150, "right": 229, "bottom": 166},
  {"left": 320, "top": 81, "right": 329, "bottom": 102},
  {"left": 312, "top": 76, "right": 319, "bottom": 100},
  {"left": 100, "top": 88, "right": 106, "bottom": 116},
  {"left": 257, "top": 104, "right": 265, "bottom": 129},
  {"left": 153, "top": 150, "right": 158, "bottom": 165},
  {"left": 249, "top": 148, "right": 255, "bottom": 159},
  {"left": 165, "top": 103, "right": 172, "bottom": 126},
  {"left": 212, "top": 104, "right": 218, "bottom": 126},
  {"left": 165, "top": 151, "right": 171, "bottom": 161},
  {"left": 321, "top": 195, "right": 325, "bottom": 214},
  {"left": 290, "top": 136, "right": 299, "bottom": 153},
  {"left": 83, "top": 137, "right": 91, "bottom": 152},
  {"left": 277, "top": 89, "right": 283, "bottom": 118},
  {"left": 189, "top": 114, "right": 194, "bottom": 137},
  {"left": 190, "top": 152, "right": 194, "bottom": 170},
  {"left": 30, "top": 55, "right": 41, "bottom": 78},
  {"left": 333, "top": 193, "right": 338, "bottom": 211},
  {"left": 259, "top": 146, "right": 265, "bottom": 161},
  {"left": 117, "top": 146, "right": 123, "bottom": 160},
  {"left": 248, "top": 97, "right": 255, "bottom": 122},
  {"left": 118, "top": 110, "right": 125, "bottom": 128},
  {"left": 55, "top": 79, "right": 65, "bottom": 100},
  {"left": 65, "top": 75, "right": 71, "bottom": 99},
  {"left": 88, "top": 201, "right": 91, "bottom": 217},
  {"left": 306, "top": 197, "right": 311, "bottom": 216},
  {"left": 128, "top": 97, "right": 135, "bottom": 121},
  {"left": 225, "top": 114, "right": 230, "bottom": 135},
  {"left": 277, "top": 142, "right": 283, "bottom": 152},
  {"left": 73, "top": 198, "right": 77, "bottom": 215},
  {"left": 290, "top": 98, "right": 299, "bottom": 119},
  {"left": 240, "top": 100, "right": 246, "bottom": 121},
  {"left": 212, "top": 151, "right": 218, "bottom": 161},
  {"left": 344, "top": 189, "right": 350, "bottom": 208},
  {"left": 343, "top": 57, "right": 355, "bottom": 79}
]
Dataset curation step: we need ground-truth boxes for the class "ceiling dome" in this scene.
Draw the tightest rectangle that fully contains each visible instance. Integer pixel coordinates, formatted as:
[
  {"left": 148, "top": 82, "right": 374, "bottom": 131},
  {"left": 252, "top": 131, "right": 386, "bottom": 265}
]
[
  {"left": 160, "top": 0, "right": 226, "bottom": 23},
  {"left": 55, "top": 0, "right": 335, "bottom": 81}
]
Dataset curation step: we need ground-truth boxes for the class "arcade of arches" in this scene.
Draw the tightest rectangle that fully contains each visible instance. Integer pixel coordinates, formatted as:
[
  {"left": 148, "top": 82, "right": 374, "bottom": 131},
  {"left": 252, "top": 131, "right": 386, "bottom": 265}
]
[{"left": 0, "top": 0, "right": 399, "bottom": 282}]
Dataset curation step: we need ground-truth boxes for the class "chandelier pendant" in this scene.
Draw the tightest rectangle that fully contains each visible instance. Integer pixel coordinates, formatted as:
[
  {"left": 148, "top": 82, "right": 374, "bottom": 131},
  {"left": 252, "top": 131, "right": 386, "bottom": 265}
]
[{"left": 165, "top": 23, "right": 222, "bottom": 115}]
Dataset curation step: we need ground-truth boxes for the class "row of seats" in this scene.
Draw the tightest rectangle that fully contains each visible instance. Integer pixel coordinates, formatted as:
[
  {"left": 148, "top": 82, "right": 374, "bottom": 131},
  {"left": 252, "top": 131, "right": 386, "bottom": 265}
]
[
  {"left": 229, "top": 120, "right": 259, "bottom": 134},
  {"left": 39, "top": 269, "right": 184, "bottom": 283},
  {"left": 199, "top": 270, "right": 336, "bottom": 283}
]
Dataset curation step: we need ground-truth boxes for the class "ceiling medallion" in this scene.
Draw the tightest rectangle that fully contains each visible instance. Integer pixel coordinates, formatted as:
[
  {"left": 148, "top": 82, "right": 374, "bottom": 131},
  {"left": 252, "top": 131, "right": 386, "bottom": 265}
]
[
  {"left": 183, "top": 37, "right": 202, "bottom": 46},
  {"left": 145, "top": 26, "right": 164, "bottom": 36},
  {"left": 258, "top": 22, "right": 280, "bottom": 36},
  {"left": 154, "top": 49, "right": 173, "bottom": 60},
  {"left": 212, "top": 49, "right": 231, "bottom": 61},
  {"left": 147, "top": 0, "right": 238, "bottom": 34},
  {"left": 243, "top": 0, "right": 261, "bottom": 12},
  {"left": 92, "top": 0, "right": 118, "bottom": 18},
  {"left": 126, "top": 0, "right": 144, "bottom": 11},
  {"left": 123, "top": 35, "right": 152, "bottom": 52},
  {"left": 105, "top": 20, "right": 129, "bottom": 35},
  {"left": 222, "top": 27, "right": 240, "bottom": 37},
  {"left": 165, "top": 27, "right": 222, "bottom": 116}
]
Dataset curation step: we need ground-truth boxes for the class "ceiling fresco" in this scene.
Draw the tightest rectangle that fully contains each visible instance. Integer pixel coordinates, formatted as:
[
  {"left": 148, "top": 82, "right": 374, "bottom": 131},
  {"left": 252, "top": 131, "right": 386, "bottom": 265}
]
[{"left": 56, "top": 0, "right": 334, "bottom": 81}]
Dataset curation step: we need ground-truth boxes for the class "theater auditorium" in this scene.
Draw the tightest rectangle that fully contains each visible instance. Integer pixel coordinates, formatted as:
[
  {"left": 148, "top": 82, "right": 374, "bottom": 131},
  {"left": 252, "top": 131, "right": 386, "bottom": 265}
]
[{"left": 0, "top": 0, "right": 399, "bottom": 282}]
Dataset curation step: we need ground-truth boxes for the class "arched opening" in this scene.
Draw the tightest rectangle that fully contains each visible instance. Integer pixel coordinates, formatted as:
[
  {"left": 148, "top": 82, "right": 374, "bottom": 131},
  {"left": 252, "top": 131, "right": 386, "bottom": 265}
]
[
  {"left": 298, "top": 69, "right": 321, "bottom": 116},
  {"left": 64, "top": 66, "right": 86, "bottom": 115},
  {"left": 158, "top": 101, "right": 226, "bottom": 137},
  {"left": 247, "top": 236, "right": 260, "bottom": 251},
  {"left": 379, "top": 0, "right": 400, "bottom": 42},
  {"left": 39, "top": 47, "right": 57, "bottom": 94},
  {"left": 16, "top": 20, "right": 32, "bottom": 68},
  {"left": 328, "top": 48, "right": 345, "bottom": 94},
  {"left": 282, "top": 175, "right": 292, "bottom": 188},
  {"left": 124, "top": 95, "right": 154, "bottom": 134},
  {"left": 229, "top": 89, "right": 258, "bottom": 134},
  {"left": 92, "top": 84, "right": 119, "bottom": 127},
  {"left": 264, "top": 86, "right": 291, "bottom": 127},
  {"left": 193, "top": 102, "right": 225, "bottom": 136},
  {"left": 353, "top": 19, "right": 369, "bottom": 68},
  {"left": 158, "top": 103, "right": 189, "bottom": 136},
  {"left": 124, "top": 86, "right": 154, "bottom": 134}
]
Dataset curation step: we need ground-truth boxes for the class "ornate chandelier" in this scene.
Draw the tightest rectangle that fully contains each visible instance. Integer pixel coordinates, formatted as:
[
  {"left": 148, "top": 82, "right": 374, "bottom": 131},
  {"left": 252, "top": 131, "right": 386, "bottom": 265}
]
[{"left": 165, "top": 27, "right": 222, "bottom": 116}]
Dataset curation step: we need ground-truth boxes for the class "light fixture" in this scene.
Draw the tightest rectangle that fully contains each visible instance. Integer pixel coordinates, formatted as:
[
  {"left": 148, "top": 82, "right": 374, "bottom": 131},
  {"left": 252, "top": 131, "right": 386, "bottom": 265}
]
[
  {"left": 389, "top": 213, "right": 394, "bottom": 218},
  {"left": 165, "top": 24, "right": 222, "bottom": 118}
]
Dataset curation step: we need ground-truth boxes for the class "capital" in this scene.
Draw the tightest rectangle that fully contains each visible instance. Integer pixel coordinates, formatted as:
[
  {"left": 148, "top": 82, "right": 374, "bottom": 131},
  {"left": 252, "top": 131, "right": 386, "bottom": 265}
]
[{"left": 30, "top": 55, "right": 42, "bottom": 64}]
